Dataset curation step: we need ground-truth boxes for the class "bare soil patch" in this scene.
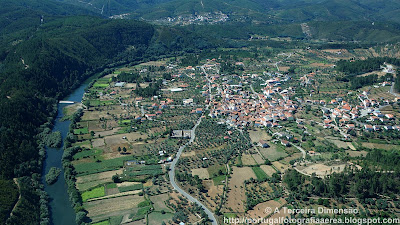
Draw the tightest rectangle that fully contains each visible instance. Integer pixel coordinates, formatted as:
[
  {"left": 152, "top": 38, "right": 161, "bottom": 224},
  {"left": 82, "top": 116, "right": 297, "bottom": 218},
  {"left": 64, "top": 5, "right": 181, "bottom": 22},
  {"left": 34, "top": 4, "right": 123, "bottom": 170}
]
[
  {"left": 92, "top": 138, "right": 105, "bottom": 148},
  {"left": 117, "top": 181, "right": 142, "bottom": 187},
  {"left": 85, "top": 195, "right": 144, "bottom": 218},
  {"left": 95, "top": 127, "right": 120, "bottom": 137},
  {"left": 300, "top": 163, "right": 347, "bottom": 177},
  {"left": 272, "top": 161, "right": 288, "bottom": 172},
  {"left": 252, "top": 154, "right": 265, "bottom": 164},
  {"left": 362, "top": 142, "right": 400, "bottom": 150},
  {"left": 149, "top": 193, "right": 172, "bottom": 212},
  {"left": 345, "top": 150, "right": 367, "bottom": 157},
  {"left": 181, "top": 150, "right": 196, "bottom": 157},
  {"left": 225, "top": 166, "right": 256, "bottom": 213},
  {"left": 246, "top": 198, "right": 287, "bottom": 219}
]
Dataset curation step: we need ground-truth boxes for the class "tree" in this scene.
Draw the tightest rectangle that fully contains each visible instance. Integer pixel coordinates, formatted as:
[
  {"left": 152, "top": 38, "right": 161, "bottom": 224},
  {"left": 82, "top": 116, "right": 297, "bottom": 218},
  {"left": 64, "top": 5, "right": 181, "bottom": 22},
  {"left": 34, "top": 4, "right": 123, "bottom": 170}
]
[
  {"left": 75, "top": 211, "right": 86, "bottom": 225},
  {"left": 112, "top": 174, "right": 121, "bottom": 183},
  {"left": 123, "top": 147, "right": 127, "bottom": 153},
  {"left": 118, "top": 147, "right": 121, "bottom": 153}
]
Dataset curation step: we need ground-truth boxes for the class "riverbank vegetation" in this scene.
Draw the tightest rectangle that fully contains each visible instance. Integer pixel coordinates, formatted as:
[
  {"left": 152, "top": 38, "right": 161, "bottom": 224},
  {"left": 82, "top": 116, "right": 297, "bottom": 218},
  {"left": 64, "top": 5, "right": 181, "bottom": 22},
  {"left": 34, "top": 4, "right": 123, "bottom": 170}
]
[{"left": 45, "top": 167, "right": 62, "bottom": 185}]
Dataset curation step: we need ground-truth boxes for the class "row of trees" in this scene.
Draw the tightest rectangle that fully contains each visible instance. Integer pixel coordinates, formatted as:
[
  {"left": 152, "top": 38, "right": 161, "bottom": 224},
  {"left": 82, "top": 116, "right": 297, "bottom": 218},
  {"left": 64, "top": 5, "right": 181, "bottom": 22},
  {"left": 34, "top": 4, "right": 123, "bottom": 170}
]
[{"left": 63, "top": 109, "right": 87, "bottom": 225}]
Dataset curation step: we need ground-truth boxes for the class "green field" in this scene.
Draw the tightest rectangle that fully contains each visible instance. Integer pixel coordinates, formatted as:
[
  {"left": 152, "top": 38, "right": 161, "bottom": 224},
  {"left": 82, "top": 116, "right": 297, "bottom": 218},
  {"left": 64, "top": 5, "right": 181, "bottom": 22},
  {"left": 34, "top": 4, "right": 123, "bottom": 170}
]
[
  {"left": 74, "top": 127, "right": 88, "bottom": 135},
  {"left": 123, "top": 165, "right": 164, "bottom": 179},
  {"left": 148, "top": 212, "right": 173, "bottom": 225},
  {"left": 119, "top": 120, "right": 132, "bottom": 125},
  {"left": 92, "top": 78, "right": 111, "bottom": 88},
  {"left": 109, "top": 216, "right": 123, "bottom": 225},
  {"left": 138, "top": 200, "right": 151, "bottom": 207},
  {"left": 82, "top": 186, "right": 105, "bottom": 202},
  {"left": 93, "top": 83, "right": 109, "bottom": 88},
  {"left": 260, "top": 144, "right": 288, "bottom": 161},
  {"left": 74, "top": 155, "right": 133, "bottom": 176},
  {"left": 118, "top": 183, "right": 143, "bottom": 192},
  {"left": 92, "top": 221, "right": 109, "bottom": 225},
  {"left": 252, "top": 166, "right": 268, "bottom": 181},
  {"left": 73, "top": 148, "right": 103, "bottom": 160},
  {"left": 212, "top": 175, "right": 226, "bottom": 185},
  {"left": 72, "top": 140, "right": 91, "bottom": 147},
  {"left": 207, "top": 164, "right": 226, "bottom": 178},
  {"left": 224, "top": 213, "right": 237, "bottom": 218},
  {"left": 106, "top": 183, "right": 117, "bottom": 189},
  {"left": 89, "top": 100, "right": 114, "bottom": 107}
]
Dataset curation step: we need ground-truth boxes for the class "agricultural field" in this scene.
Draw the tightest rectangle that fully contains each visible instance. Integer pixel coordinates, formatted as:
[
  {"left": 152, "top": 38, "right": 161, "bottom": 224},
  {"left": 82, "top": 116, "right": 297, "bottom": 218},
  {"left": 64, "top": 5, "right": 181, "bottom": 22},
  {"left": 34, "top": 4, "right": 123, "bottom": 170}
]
[
  {"left": 251, "top": 166, "right": 268, "bottom": 181},
  {"left": 82, "top": 186, "right": 105, "bottom": 202},
  {"left": 260, "top": 165, "right": 277, "bottom": 177},
  {"left": 248, "top": 129, "right": 272, "bottom": 143},
  {"left": 258, "top": 144, "right": 288, "bottom": 161},
  {"left": 224, "top": 166, "right": 256, "bottom": 213},
  {"left": 297, "top": 162, "right": 348, "bottom": 177}
]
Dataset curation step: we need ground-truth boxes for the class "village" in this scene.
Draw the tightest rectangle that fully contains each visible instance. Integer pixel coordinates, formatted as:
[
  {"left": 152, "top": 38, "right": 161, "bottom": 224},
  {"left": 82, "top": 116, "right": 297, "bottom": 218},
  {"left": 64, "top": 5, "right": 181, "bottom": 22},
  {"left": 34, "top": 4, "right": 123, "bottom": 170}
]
[{"left": 63, "top": 46, "right": 400, "bottom": 225}]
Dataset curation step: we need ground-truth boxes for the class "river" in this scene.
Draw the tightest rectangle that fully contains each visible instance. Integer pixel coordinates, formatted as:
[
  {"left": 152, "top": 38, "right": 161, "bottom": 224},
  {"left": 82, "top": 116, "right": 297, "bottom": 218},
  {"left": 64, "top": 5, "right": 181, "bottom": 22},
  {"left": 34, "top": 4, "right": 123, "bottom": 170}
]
[{"left": 42, "top": 78, "right": 93, "bottom": 225}]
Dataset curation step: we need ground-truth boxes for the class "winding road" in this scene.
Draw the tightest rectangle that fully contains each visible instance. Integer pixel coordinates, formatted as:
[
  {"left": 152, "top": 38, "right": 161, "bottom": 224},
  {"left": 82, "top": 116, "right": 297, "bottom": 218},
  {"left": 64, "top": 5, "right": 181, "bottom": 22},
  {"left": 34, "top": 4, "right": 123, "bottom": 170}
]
[
  {"left": 390, "top": 82, "right": 400, "bottom": 98},
  {"left": 168, "top": 68, "right": 217, "bottom": 224}
]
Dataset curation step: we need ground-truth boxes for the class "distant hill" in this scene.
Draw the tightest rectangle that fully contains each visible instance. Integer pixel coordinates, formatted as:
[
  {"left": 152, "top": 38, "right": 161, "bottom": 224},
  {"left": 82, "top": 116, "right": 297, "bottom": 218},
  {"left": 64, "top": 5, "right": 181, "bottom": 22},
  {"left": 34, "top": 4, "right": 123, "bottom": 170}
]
[{"left": 54, "top": 0, "right": 400, "bottom": 24}]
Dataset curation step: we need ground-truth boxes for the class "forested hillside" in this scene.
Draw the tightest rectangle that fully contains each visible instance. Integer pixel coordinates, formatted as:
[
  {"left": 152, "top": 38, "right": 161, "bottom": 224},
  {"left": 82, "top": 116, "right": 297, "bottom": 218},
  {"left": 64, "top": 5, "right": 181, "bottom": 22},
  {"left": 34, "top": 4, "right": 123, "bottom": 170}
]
[
  {"left": 56, "top": 0, "right": 400, "bottom": 24},
  {"left": 0, "top": 2, "right": 215, "bottom": 224}
]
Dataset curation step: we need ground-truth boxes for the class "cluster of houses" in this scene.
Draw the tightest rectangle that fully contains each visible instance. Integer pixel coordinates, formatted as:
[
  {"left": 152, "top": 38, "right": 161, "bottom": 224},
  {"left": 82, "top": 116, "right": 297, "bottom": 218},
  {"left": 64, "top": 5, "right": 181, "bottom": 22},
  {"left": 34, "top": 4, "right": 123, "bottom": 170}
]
[
  {"left": 310, "top": 87, "right": 399, "bottom": 134},
  {"left": 204, "top": 70, "right": 298, "bottom": 129}
]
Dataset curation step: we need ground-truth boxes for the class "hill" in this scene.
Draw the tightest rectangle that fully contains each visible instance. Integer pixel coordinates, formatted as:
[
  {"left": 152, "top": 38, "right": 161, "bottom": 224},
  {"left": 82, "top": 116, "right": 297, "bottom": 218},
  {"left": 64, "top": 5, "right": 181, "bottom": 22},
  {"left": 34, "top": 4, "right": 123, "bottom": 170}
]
[
  {"left": 0, "top": 2, "right": 216, "bottom": 224},
  {"left": 55, "top": 0, "right": 400, "bottom": 24}
]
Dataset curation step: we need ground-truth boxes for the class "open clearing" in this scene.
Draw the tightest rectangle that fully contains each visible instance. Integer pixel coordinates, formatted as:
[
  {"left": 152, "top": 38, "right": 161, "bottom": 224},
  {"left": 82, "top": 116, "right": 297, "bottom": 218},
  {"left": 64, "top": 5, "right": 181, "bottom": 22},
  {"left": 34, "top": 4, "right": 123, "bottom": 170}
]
[
  {"left": 246, "top": 198, "right": 287, "bottom": 219},
  {"left": 92, "top": 138, "right": 105, "bottom": 148},
  {"left": 116, "top": 181, "right": 142, "bottom": 188},
  {"left": 251, "top": 154, "right": 265, "bottom": 164},
  {"left": 259, "top": 145, "right": 287, "bottom": 161},
  {"left": 95, "top": 127, "right": 120, "bottom": 137},
  {"left": 149, "top": 194, "right": 172, "bottom": 212},
  {"left": 300, "top": 163, "right": 347, "bottom": 177},
  {"left": 148, "top": 212, "right": 173, "bottom": 225},
  {"left": 225, "top": 166, "right": 256, "bottom": 213},
  {"left": 345, "top": 150, "right": 368, "bottom": 157},
  {"left": 181, "top": 150, "right": 196, "bottom": 157},
  {"left": 362, "top": 142, "right": 400, "bottom": 150},
  {"left": 272, "top": 161, "right": 289, "bottom": 172},
  {"left": 248, "top": 129, "right": 272, "bottom": 143},
  {"left": 104, "top": 133, "right": 147, "bottom": 146},
  {"left": 326, "top": 137, "right": 355, "bottom": 149},
  {"left": 191, "top": 168, "right": 210, "bottom": 179}
]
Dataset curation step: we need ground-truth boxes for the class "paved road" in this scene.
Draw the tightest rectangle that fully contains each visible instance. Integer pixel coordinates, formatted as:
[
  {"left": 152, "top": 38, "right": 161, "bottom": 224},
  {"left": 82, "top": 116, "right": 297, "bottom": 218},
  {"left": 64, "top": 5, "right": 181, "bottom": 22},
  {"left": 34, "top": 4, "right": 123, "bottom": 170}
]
[
  {"left": 291, "top": 143, "right": 306, "bottom": 159},
  {"left": 390, "top": 82, "right": 400, "bottom": 97},
  {"left": 140, "top": 106, "right": 144, "bottom": 116},
  {"left": 168, "top": 75, "right": 217, "bottom": 224}
]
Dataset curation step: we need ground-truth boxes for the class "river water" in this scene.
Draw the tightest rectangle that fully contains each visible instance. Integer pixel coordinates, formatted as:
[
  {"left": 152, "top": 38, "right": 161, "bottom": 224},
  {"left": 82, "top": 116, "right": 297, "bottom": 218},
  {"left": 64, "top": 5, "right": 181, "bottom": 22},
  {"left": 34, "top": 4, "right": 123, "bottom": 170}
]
[{"left": 42, "top": 79, "right": 92, "bottom": 225}]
